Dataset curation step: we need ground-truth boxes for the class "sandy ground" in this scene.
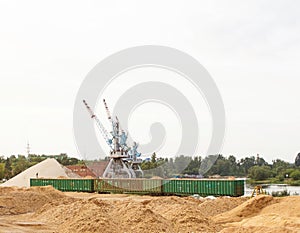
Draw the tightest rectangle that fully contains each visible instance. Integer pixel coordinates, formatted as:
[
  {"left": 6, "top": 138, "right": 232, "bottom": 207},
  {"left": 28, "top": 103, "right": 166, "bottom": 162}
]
[{"left": 0, "top": 186, "right": 299, "bottom": 233}]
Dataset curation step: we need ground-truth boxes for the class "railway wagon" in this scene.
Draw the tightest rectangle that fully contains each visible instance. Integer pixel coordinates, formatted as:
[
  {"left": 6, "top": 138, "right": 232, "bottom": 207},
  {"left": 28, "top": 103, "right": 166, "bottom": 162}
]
[
  {"left": 162, "top": 179, "right": 244, "bottom": 197},
  {"left": 30, "top": 178, "right": 94, "bottom": 192},
  {"left": 94, "top": 178, "right": 163, "bottom": 194}
]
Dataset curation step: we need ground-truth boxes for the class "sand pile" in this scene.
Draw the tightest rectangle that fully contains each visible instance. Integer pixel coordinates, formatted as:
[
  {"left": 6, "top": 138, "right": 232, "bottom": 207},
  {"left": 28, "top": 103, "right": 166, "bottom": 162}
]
[
  {"left": 141, "top": 196, "right": 247, "bottom": 232},
  {"left": 214, "top": 195, "right": 300, "bottom": 233},
  {"left": 141, "top": 196, "right": 216, "bottom": 232},
  {"left": 116, "top": 201, "right": 173, "bottom": 233},
  {"left": 170, "top": 206, "right": 217, "bottom": 232},
  {"left": 35, "top": 199, "right": 172, "bottom": 233},
  {"left": 33, "top": 195, "right": 226, "bottom": 233},
  {"left": 214, "top": 195, "right": 275, "bottom": 223},
  {"left": 33, "top": 194, "right": 249, "bottom": 233},
  {"left": 1, "top": 158, "right": 80, "bottom": 187},
  {"left": 0, "top": 186, "right": 72, "bottom": 215},
  {"left": 220, "top": 226, "right": 299, "bottom": 233},
  {"left": 198, "top": 196, "right": 248, "bottom": 217},
  {"left": 1, "top": 187, "right": 300, "bottom": 233},
  {"left": 36, "top": 199, "right": 120, "bottom": 233},
  {"left": 144, "top": 196, "right": 203, "bottom": 218}
]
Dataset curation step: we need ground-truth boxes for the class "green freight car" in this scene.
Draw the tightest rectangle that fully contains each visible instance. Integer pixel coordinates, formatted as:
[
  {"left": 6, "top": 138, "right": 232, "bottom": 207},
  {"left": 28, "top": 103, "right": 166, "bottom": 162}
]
[
  {"left": 30, "top": 178, "right": 95, "bottom": 192},
  {"left": 94, "top": 178, "right": 162, "bottom": 194},
  {"left": 162, "top": 179, "right": 244, "bottom": 197}
]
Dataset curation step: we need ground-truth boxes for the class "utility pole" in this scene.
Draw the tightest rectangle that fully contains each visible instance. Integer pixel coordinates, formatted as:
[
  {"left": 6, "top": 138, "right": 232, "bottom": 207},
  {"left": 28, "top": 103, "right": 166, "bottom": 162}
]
[{"left": 26, "top": 141, "right": 30, "bottom": 157}]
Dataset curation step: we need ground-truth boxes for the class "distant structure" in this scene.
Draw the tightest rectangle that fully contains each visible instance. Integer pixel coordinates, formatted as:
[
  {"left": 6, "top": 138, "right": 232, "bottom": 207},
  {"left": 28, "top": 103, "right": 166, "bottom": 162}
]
[
  {"left": 295, "top": 153, "right": 300, "bottom": 167},
  {"left": 26, "top": 141, "right": 30, "bottom": 157}
]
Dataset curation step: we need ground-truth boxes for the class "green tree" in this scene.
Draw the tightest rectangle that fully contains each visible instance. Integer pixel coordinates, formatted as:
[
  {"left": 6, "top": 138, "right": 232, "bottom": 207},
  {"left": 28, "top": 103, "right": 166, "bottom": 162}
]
[
  {"left": 183, "top": 156, "right": 201, "bottom": 175},
  {"left": 4, "top": 158, "right": 12, "bottom": 179},
  {"left": 272, "top": 159, "right": 291, "bottom": 174},
  {"left": 11, "top": 155, "right": 29, "bottom": 176},
  {"left": 240, "top": 156, "right": 256, "bottom": 174},
  {"left": 213, "top": 159, "right": 231, "bottom": 176},
  {"left": 0, "top": 163, "right": 5, "bottom": 180},
  {"left": 174, "top": 155, "right": 191, "bottom": 174},
  {"left": 256, "top": 156, "right": 268, "bottom": 166},
  {"left": 248, "top": 165, "right": 273, "bottom": 180},
  {"left": 151, "top": 153, "right": 157, "bottom": 164},
  {"left": 0, "top": 156, "right": 5, "bottom": 163},
  {"left": 163, "top": 157, "right": 175, "bottom": 177}
]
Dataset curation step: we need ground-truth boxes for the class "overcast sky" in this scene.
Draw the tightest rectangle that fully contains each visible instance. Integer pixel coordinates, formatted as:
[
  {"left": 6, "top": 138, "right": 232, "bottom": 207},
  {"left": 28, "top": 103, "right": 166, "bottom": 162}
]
[{"left": 0, "top": 0, "right": 299, "bottom": 162}]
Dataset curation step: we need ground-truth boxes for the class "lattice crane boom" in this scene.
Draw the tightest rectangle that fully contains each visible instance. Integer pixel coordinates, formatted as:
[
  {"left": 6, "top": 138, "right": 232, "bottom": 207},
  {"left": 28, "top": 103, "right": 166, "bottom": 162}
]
[
  {"left": 103, "top": 99, "right": 113, "bottom": 124},
  {"left": 83, "top": 100, "right": 113, "bottom": 150}
]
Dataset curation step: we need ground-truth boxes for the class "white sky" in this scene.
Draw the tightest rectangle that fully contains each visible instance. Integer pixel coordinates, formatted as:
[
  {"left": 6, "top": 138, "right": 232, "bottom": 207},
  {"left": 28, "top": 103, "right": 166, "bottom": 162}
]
[{"left": 0, "top": 0, "right": 299, "bottom": 162}]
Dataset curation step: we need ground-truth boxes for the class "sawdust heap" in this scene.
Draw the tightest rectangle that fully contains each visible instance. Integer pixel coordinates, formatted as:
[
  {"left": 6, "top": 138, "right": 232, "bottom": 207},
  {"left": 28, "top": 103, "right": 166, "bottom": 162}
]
[
  {"left": 1, "top": 187, "right": 300, "bottom": 233},
  {"left": 140, "top": 196, "right": 216, "bottom": 232},
  {"left": 198, "top": 196, "right": 248, "bottom": 217},
  {"left": 215, "top": 195, "right": 300, "bottom": 233},
  {"left": 36, "top": 199, "right": 119, "bottom": 233},
  {"left": 214, "top": 195, "right": 275, "bottom": 223},
  {"left": 0, "top": 186, "right": 72, "bottom": 215},
  {"left": 34, "top": 194, "right": 245, "bottom": 233},
  {"left": 33, "top": 194, "right": 248, "bottom": 233},
  {"left": 220, "top": 226, "right": 299, "bottom": 233},
  {"left": 116, "top": 201, "right": 172, "bottom": 233},
  {"left": 35, "top": 196, "right": 216, "bottom": 233}
]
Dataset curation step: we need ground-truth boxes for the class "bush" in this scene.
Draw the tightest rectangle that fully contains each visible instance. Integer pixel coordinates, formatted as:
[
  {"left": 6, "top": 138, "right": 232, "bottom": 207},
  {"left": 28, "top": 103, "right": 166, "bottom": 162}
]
[
  {"left": 287, "top": 180, "right": 300, "bottom": 186},
  {"left": 275, "top": 174, "right": 284, "bottom": 182},
  {"left": 248, "top": 166, "right": 273, "bottom": 180},
  {"left": 284, "top": 168, "right": 296, "bottom": 177},
  {"left": 271, "top": 189, "right": 290, "bottom": 197},
  {"left": 290, "top": 170, "right": 300, "bottom": 180}
]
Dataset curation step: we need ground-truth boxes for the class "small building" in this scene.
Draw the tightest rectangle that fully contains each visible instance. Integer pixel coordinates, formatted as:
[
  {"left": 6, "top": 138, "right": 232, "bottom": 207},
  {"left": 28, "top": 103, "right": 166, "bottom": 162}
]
[{"left": 66, "top": 165, "right": 96, "bottom": 178}]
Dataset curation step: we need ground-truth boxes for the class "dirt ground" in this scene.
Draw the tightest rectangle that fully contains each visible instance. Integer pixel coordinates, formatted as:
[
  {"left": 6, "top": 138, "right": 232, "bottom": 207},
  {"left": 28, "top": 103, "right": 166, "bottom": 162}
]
[{"left": 0, "top": 186, "right": 299, "bottom": 233}]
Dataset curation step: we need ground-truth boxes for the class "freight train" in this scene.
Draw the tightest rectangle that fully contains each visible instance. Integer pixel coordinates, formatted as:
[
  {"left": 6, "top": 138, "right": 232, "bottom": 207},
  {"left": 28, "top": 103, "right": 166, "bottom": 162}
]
[{"left": 30, "top": 178, "right": 245, "bottom": 197}]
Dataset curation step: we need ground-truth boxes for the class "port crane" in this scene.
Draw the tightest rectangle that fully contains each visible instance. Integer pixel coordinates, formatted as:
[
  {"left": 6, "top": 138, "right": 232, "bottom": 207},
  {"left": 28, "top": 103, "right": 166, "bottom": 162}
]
[{"left": 83, "top": 99, "right": 143, "bottom": 178}]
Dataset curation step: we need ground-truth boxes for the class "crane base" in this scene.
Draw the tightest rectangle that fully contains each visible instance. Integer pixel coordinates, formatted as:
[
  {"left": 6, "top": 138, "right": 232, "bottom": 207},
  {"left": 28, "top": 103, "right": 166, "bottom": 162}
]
[{"left": 102, "top": 158, "right": 136, "bottom": 178}]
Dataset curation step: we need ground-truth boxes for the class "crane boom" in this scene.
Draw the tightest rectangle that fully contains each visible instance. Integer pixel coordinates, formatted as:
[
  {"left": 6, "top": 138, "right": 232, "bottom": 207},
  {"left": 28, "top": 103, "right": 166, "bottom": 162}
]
[
  {"left": 115, "top": 116, "right": 123, "bottom": 133},
  {"left": 83, "top": 100, "right": 113, "bottom": 150},
  {"left": 103, "top": 99, "right": 113, "bottom": 124}
]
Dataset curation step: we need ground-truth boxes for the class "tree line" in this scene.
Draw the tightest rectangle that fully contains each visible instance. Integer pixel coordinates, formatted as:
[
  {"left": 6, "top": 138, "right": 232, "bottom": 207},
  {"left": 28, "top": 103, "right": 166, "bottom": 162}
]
[
  {"left": 141, "top": 153, "right": 300, "bottom": 184},
  {"left": 1, "top": 152, "right": 300, "bottom": 185},
  {"left": 0, "top": 153, "right": 81, "bottom": 180}
]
